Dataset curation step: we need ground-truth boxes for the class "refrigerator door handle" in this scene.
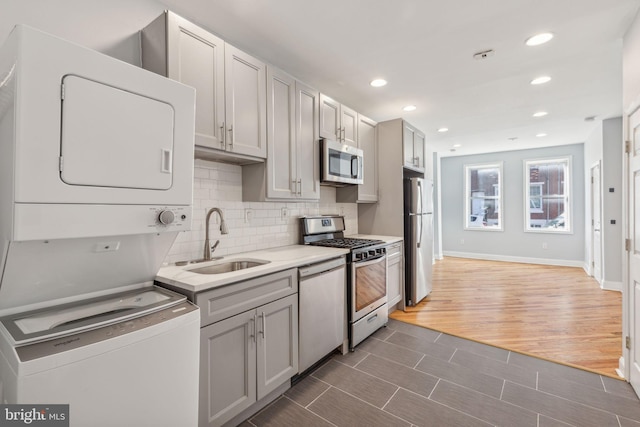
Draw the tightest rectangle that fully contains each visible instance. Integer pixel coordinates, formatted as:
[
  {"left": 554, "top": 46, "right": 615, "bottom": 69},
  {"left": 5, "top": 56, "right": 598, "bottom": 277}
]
[
  {"left": 417, "top": 214, "right": 423, "bottom": 248},
  {"left": 417, "top": 180, "right": 423, "bottom": 215}
]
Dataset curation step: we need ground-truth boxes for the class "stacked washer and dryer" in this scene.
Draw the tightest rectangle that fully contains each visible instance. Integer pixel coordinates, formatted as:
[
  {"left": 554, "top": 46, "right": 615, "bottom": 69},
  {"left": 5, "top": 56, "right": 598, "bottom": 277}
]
[{"left": 0, "top": 26, "right": 200, "bottom": 426}]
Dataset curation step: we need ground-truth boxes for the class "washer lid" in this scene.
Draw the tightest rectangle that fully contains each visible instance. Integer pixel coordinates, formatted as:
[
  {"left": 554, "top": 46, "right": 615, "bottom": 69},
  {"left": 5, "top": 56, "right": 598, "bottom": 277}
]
[{"left": 0, "top": 286, "right": 185, "bottom": 346}]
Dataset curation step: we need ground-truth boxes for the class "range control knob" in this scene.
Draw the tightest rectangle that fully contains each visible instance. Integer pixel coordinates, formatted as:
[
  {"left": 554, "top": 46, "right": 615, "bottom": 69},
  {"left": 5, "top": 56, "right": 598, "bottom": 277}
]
[
  {"left": 368, "top": 250, "right": 376, "bottom": 257},
  {"left": 158, "top": 210, "right": 175, "bottom": 225}
]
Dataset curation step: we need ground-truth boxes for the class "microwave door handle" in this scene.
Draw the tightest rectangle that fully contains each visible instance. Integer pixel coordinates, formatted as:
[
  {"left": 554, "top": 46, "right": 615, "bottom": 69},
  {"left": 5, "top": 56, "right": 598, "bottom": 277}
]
[{"left": 351, "top": 156, "right": 358, "bottom": 178}]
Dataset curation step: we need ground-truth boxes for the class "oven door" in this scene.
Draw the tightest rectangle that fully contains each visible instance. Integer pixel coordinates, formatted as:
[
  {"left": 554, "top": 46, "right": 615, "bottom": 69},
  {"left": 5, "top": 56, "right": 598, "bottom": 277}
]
[{"left": 351, "top": 254, "right": 387, "bottom": 322}]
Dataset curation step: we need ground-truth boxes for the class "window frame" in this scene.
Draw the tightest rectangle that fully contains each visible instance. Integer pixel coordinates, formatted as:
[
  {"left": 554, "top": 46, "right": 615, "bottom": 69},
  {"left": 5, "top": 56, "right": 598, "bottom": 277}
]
[
  {"left": 463, "top": 162, "right": 503, "bottom": 231},
  {"left": 523, "top": 156, "right": 572, "bottom": 234}
]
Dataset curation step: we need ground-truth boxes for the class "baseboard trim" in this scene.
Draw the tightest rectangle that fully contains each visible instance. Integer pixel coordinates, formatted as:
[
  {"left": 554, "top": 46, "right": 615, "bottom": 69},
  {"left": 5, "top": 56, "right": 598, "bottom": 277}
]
[
  {"left": 618, "top": 356, "right": 626, "bottom": 380},
  {"left": 602, "top": 280, "right": 623, "bottom": 292},
  {"left": 442, "top": 251, "right": 584, "bottom": 268}
]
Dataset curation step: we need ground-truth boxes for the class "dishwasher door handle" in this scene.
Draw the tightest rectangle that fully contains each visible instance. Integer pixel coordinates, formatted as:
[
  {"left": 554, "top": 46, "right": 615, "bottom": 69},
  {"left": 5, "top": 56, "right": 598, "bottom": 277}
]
[{"left": 299, "top": 264, "right": 345, "bottom": 281}]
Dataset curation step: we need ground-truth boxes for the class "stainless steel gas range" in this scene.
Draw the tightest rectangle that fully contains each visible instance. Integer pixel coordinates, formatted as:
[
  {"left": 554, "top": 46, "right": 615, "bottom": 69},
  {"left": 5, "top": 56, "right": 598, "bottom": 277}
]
[{"left": 301, "top": 215, "right": 388, "bottom": 350}]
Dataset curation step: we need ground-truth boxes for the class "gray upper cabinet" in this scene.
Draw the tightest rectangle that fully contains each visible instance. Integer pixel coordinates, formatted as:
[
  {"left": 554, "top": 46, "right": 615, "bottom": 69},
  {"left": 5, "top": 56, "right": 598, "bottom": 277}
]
[
  {"left": 336, "top": 113, "right": 378, "bottom": 203},
  {"left": 319, "top": 93, "right": 358, "bottom": 147},
  {"left": 243, "top": 66, "right": 320, "bottom": 201},
  {"left": 403, "top": 121, "right": 425, "bottom": 172},
  {"left": 141, "top": 11, "right": 266, "bottom": 163}
]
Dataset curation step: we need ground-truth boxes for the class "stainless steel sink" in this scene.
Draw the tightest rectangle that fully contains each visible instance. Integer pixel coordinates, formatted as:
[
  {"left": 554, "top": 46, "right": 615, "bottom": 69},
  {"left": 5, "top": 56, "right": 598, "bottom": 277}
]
[
  {"left": 188, "top": 259, "right": 270, "bottom": 274},
  {"left": 175, "top": 257, "right": 223, "bottom": 266}
]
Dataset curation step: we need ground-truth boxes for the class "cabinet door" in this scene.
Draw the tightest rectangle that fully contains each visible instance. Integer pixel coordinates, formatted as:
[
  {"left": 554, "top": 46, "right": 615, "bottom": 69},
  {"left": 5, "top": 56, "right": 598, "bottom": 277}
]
[
  {"left": 414, "top": 130, "right": 426, "bottom": 171},
  {"left": 225, "top": 44, "right": 267, "bottom": 158},
  {"left": 386, "top": 243, "right": 403, "bottom": 307},
  {"left": 341, "top": 104, "right": 358, "bottom": 147},
  {"left": 200, "top": 310, "right": 256, "bottom": 427},
  {"left": 296, "top": 81, "right": 320, "bottom": 200},
  {"left": 266, "top": 67, "right": 296, "bottom": 199},
  {"left": 167, "top": 12, "right": 225, "bottom": 150},
  {"left": 357, "top": 114, "right": 378, "bottom": 202},
  {"left": 403, "top": 122, "right": 416, "bottom": 168},
  {"left": 319, "top": 93, "right": 340, "bottom": 140},
  {"left": 256, "top": 295, "right": 299, "bottom": 399}
]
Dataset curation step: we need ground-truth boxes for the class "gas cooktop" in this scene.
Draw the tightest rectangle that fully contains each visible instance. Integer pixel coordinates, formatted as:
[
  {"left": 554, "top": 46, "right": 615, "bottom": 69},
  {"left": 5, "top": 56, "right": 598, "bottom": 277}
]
[{"left": 308, "top": 238, "right": 385, "bottom": 250}]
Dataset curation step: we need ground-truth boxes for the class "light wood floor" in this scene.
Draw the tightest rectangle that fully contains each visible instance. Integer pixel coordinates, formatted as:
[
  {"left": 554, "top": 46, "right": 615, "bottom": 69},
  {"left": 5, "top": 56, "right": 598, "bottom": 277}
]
[{"left": 390, "top": 257, "right": 623, "bottom": 378}]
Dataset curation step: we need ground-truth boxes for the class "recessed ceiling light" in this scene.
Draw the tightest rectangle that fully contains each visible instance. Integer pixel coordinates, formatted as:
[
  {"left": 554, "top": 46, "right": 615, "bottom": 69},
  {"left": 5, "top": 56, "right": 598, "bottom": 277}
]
[
  {"left": 438, "top": 127, "right": 449, "bottom": 133},
  {"left": 533, "top": 111, "right": 548, "bottom": 118},
  {"left": 584, "top": 115, "right": 597, "bottom": 122},
  {"left": 403, "top": 105, "right": 417, "bottom": 112},
  {"left": 453, "top": 144, "right": 461, "bottom": 148},
  {"left": 525, "top": 32, "right": 554, "bottom": 46},
  {"left": 536, "top": 133, "right": 548, "bottom": 138},
  {"left": 530, "top": 76, "right": 551, "bottom": 85},
  {"left": 370, "top": 79, "right": 387, "bottom": 87}
]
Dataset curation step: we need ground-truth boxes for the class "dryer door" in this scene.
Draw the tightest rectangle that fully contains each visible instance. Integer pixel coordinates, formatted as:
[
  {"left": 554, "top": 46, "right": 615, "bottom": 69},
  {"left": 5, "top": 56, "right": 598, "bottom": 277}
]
[{"left": 60, "top": 75, "right": 175, "bottom": 190}]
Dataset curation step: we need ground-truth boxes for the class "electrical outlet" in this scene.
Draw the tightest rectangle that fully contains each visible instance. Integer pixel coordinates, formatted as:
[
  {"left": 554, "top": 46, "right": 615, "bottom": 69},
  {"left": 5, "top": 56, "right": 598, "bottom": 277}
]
[
  {"left": 340, "top": 207, "right": 345, "bottom": 216},
  {"left": 244, "top": 208, "right": 253, "bottom": 223},
  {"left": 460, "top": 238, "right": 465, "bottom": 245},
  {"left": 542, "top": 242, "right": 548, "bottom": 249},
  {"left": 281, "top": 207, "right": 288, "bottom": 221}
]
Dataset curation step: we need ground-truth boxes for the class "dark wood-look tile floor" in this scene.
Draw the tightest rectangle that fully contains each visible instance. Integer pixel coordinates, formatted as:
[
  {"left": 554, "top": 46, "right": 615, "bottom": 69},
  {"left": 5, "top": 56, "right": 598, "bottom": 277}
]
[{"left": 241, "top": 319, "right": 640, "bottom": 427}]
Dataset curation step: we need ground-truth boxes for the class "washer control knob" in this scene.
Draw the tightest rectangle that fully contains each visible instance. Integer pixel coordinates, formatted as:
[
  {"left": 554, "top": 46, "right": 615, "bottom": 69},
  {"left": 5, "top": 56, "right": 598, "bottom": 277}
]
[{"left": 158, "top": 210, "right": 175, "bottom": 225}]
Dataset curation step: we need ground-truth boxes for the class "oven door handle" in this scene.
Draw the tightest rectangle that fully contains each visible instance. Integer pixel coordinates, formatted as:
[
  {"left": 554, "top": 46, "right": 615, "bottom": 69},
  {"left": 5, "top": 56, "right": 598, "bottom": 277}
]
[{"left": 354, "top": 254, "right": 386, "bottom": 267}]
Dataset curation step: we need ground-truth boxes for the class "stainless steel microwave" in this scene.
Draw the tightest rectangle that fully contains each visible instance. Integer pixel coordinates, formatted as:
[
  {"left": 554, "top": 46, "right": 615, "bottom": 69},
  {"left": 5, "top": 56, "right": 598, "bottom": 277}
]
[{"left": 321, "top": 139, "right": 364, "bottom": 186}]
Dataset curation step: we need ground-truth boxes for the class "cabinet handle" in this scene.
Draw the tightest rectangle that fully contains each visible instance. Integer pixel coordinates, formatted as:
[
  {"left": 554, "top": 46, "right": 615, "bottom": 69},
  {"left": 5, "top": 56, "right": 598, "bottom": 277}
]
[
  {"left": 228, "top": 125, "right": 234, "bottom": 147},
  {"left": 341, "top": 127, "right": 346, "bottom": 142},
  {"left": 260, "top": 312, "right": 266, "bottom": 339},
  {"left": 297, "top": 178, "right": 302, "bottom": 196},
  {"left": 251, "top": 314, "right": 257, "bottom": 343},
  {"left": 220, "top": 122, "right": 225, "bottom": 148}
]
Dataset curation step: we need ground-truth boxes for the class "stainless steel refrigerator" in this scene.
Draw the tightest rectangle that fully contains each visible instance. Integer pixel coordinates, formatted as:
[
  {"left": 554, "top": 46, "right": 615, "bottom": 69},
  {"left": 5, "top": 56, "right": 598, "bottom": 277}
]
[{"left": 404, "top": 177, "right": 433, "bottom": 306}]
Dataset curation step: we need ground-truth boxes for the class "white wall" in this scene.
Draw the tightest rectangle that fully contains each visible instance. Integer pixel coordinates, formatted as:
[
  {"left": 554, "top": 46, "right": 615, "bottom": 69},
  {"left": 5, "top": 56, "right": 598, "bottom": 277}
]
[
  {"left": 584, "top": 118, "right": 624, "bottom": 289},
  {"left": 440, "top": 144, "right": 585, "bottom": 266}
]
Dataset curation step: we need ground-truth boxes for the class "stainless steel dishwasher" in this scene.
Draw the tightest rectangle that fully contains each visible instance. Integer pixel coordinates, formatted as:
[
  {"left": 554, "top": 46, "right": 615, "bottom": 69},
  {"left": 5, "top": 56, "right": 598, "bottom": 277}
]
[{"left": 298, "top": 256, "right": 346, "bottom": 373}]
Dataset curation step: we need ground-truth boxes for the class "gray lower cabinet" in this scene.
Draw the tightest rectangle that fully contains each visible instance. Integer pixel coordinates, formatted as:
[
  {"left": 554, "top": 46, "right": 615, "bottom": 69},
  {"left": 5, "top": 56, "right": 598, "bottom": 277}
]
[
  {"left": 386, "top": 242, "right": 404, "bottom": 310},
  {"left": 197, "top": 269, "right": 299, "bottom": 427}
]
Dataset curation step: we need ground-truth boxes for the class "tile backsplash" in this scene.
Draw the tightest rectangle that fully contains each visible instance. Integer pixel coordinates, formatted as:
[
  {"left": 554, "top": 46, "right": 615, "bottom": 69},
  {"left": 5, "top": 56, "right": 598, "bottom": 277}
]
[{"left": 163, "top": 159, "right": 359, "bottom": 265}]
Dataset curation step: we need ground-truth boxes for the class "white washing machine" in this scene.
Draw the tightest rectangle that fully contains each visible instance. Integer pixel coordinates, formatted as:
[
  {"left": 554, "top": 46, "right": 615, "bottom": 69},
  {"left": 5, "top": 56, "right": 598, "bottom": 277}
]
[{"left": 0, "top": 286, "right": 200, "bottom": 427}]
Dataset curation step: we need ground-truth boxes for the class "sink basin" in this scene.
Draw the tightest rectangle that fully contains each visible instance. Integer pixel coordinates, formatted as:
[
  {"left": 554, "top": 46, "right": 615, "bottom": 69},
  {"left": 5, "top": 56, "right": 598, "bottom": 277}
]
[
  {"left": 189, "top": 259, "right": 270, "bottom": 275},
  {"left": 175, "top": 257, "right": 223, "bottom": 266}
]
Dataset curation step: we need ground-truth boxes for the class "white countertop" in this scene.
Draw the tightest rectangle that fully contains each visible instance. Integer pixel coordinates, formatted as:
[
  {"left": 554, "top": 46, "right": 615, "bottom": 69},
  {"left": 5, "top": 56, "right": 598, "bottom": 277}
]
[
  {"left": 156, "top": 245, "right": 349, "bottom": 293},
  {"left": 156, "top": 235, "right": 403, "bottom": 294},
  {"left": 347, "top": 234, "right": 403, "bottom": 244}
]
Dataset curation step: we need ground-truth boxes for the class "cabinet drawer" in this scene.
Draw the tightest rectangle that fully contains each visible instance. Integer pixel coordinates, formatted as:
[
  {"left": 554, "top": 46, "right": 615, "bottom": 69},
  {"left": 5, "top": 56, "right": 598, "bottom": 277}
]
[
  {"left": 387, "top": 243, "right": 402, "bottom": 264},
  {"left": 196, "top": 268, "right": 298, "bottom": 327}
]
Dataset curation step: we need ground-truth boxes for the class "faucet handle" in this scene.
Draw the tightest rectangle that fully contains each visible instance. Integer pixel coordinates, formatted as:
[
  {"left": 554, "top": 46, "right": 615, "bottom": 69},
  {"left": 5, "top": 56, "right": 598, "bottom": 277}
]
[{"left": 211, "top": 240, "right": 220, "bottom": 253}]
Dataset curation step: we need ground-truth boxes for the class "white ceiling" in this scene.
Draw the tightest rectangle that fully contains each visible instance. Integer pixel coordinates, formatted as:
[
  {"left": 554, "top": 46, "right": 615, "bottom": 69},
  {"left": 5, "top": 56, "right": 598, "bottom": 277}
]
[{"left": 162, "top": 0, "right": 640, "bottom": 157}]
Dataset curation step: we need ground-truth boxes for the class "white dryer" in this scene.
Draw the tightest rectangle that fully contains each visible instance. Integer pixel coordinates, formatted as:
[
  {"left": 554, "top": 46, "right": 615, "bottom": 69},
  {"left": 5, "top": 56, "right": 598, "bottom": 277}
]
[{"left": 0, "top": 286, "right": 199, "bottom": 427}]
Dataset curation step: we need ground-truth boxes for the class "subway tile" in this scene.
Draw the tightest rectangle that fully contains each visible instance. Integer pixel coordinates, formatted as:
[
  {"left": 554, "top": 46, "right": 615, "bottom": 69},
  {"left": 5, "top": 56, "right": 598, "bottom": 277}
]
[
  {"left": 357, "top": 337, "right": 424, "bottom": 367},
  {"left": 450, "top": 348, "right": 537, "bottom": 388},
  {"left": 384, "top": 388, "right": 492, "bottom": 427},
  {"left": 501, "top": 381, "right": 619, "bottom": 427},
  {"left": 385, "top": 331, "right": 456, "bottom": 361},
  {"left": 415, "top": 354, "right": 505, "bottom": 398},
  {"left": 308, "top": 387, "right": 410, "bottom": 427},
  {"left": 285, "top": 376, "right": 330, "bottom": 407},
  {"left": 356, "top": 354, "right": 438, "bottom": 398},
  {"left": 435, "top": 333, "right": 509, "bottom": 362},
  {"left": 430, "top": 380, "right": 538, "bottom": 426},
  {"left": 250, "top": 396, "right": 333, "bottom": 427},
  {"left": 508, "top": 351, "right": 604, "bottom": 389},
  {"left": 311, "top": 360, "right": 398, "bottom": 408},
  {"left": 538, "top": 373, "right": 640, "bottom": 421}
]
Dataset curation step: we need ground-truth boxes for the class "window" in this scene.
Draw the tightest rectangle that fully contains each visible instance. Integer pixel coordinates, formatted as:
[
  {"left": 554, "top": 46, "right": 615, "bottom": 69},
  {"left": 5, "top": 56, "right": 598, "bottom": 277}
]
[
  {"left": 524, "top": 157, "right": 571, "bottom": 232},
  {"left": 464, "top": 162, "right": 503, "bottom": 230}
]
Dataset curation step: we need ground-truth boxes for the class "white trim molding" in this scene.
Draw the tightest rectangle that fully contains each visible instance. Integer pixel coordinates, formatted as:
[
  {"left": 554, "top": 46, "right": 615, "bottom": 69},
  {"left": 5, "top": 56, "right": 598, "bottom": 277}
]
[{"left": 443, "top": 251, "right": 584, "bottom": 268}]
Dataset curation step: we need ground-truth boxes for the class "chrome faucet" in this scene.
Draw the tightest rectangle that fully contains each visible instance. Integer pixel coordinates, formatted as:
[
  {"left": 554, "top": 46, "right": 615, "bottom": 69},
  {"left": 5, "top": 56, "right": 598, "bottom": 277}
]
[{"left": 204, "top": 208, "right": 229, "bottom": 260}]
